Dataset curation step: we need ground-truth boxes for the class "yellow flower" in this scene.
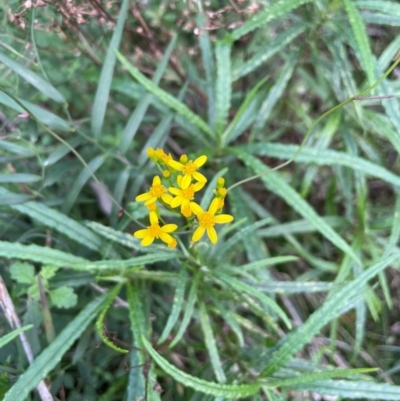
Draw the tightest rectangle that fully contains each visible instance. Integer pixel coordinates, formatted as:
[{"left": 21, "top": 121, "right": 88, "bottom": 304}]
[
  {"left": 190, "top": 198, "right": 234, "bottom": 244},
  {"left": 135, "top": 176, "right": 173, "bottom": 206},
  {"left": 169, "top": 175, "right": 205, "bottom": 209},
  {"left": 169, "top": 155, "right": 207, "bottom": 189},
  {"left": 134, "top": 212, "right": 177, "bottom": 246},
  {"left": 163, "top": 170, "right": 171, "bottom": 179}
]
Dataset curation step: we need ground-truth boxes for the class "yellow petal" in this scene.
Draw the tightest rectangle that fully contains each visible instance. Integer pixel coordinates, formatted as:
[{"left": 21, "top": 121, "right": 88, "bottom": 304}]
[
  {"left": 215, "top": 214, "right": 234, "bottom": 224},
  {"left": 192, "top": 226, "right": 205, "bottom": 242},
  {"left": 207, "top": 226, "right": 217, "bottom": 244},
  {"left": 209, "top": 198, "right": 219, "bottom": 215},
  {"left": 149, "top": 211, "right": 158, "bottom": 225},
  {"left": 177, "top": 175, "right": 183, "bottom": 188},
  {"left": 141, "top": 235, "right": 155, "bottom": 246},
  {"left": 194, "top": 155, "right": 207, "bottom": 168},
  {"left": 190, "top": 202, "right": 203, "bottom": 215},
  {"left": 192, "top": 171, "right": 207, "bottom": 183},
  {"left": 134, "top": 229, "right": 148, "bottom": 238},
  {"left": 136, "top": 192, "right": 152, "bottom": 202},
  {"left": 169, "top": 160, "right": 184, "bottom": 171},
  {"left": 193, "top": 181, "right": 206, "bottom": 191},
  {"left": 159, "top": 232, "right": 173, "bottom": 244},
  {"left": 161, "top": 193, "right": 173, "bottom": 204},
  {"left": 153, "top": 175, "right": 161, "bottom": 185},
  {"left": 169, "top": 187, "right": 182, "bottom": 196},
  {"left": 144, "top": 196, "right": 157, "bottom": 206},
  {"left": 181, "top": 174, "right": 191, "bottom": 189},
  {"left": 170, "top": 196, "right": 183, "bottom": 208},
  {"left": 161, "top": 224, "right": 178, "bottom": 233}
]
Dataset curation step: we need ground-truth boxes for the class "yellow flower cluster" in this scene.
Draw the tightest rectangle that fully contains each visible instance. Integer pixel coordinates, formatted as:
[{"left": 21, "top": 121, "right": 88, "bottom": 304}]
[{"left": 133, "top": 148, "right": 234, "bottom": 247}]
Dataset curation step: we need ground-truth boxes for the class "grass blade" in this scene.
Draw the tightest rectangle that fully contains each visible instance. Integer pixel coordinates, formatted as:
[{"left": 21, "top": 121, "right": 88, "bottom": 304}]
[
  {"left": 142, "top": 337, "right": 261, "bottom": 398},
  {"left": 0, "top": 51, "right": 65, "bottom": 103},
  {"left": 91, "top": 0, "right": 129, "bottom": 137},
  {"left": 343, "top": 0, "right": 376, "bottom": 85},
  {"left": 233, "top": 149, "right": 360, "bottom": 263},
  {"left": 158, "top": 267, "right": 188, "bottom": 344},
  {"left": 62, "top": 154, "right": 106, "bottom": 214},
  {"left": 119, "top": 34, "right": 177, "bottom": 154},
  {"left": 0, "top": 325, "right": 33, "bottom": 350},
  {"left": 199, "top": 301, "right": 226, "bottom": 383},
  {"left": 215, "top": 41, "right": 232, "bottom": 135},
  {"left": 231, "top": 0, "right": 313, "bottom": 41},
  {"left": 116, "top": 51, "right": 215, "bottom": 141}
]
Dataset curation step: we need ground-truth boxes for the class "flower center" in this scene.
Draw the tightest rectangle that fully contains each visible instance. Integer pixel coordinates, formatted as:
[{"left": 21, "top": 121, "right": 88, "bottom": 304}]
[
  {"left": 150, "top": 184, "right": 165, "bottom": 198},
  {"left": 182, "top": 161, "right": 196, "bottom": 175},
  {"left": 199, "top": 212, "right": 215, "bottom": 228},
  {"left": 182, "top": 186, "right": 195, "bottom": 200},
  {"left": 148, "top": 223, "right": 162, "bottom": 238}
]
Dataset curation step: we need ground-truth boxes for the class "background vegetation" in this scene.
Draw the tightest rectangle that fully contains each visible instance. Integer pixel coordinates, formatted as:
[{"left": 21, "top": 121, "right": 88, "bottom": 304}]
[{"left": 1, "top": 0, "right": 400, "bottom": 400}]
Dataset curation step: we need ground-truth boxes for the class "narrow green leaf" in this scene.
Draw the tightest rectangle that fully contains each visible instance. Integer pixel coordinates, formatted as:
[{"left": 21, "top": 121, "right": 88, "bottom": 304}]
[
  {"left": 292, "top": 379, "right": 400, "bottom": 399},
  {"left": 71, "top": 253, "right": 176, "bottom": 271},
  {"left": 232, "top": 24, "right": 305, "bottom": 81},
  {"left": 62, "top": 154, "right": 106, "bottom": 214},
  {"left": 0, "top": 91, "right": 71, "bottom": 132},
  {"left": 3, "top": 294, "right": 107, "bottom": 401},
  {"left": 238, "top": 256, "right": 299, "bottom": 271},
  {"left": 0, "top": 325, "right": 34, "bottom": 350},
  {"left": 0, "top": 193, "right": 32, "bottom": 205},
  {"left": 119, "top": 34, "right": 177, "bottom": 154},
  {"left": 231, "top": 0, "right": 313, "bottom": 41},
  {"left": 0, "top": 241, "right": 88, "bottom": 267},
  {"left": 91, "top": 0, "right": 129, "bottom": 137},
  {"left": 199, "top": 301, "right": 226, "bottom": 383},
  {"left": 0, "top": 174, "right": 41, "bottom": 183},
  {"left": 233, "top": 150, "right": 360, "bottom": 263},
  {"left": 361, "top": 12, "right": 400, "bottom": 26},
  {"left": 0, "top": 187, "right": 103, "bottom": 252},
  {"left": 214, "top": 271, "right": 292, "bottom": 329},
  {"left": 343, "top": 0, "right": 375, "bottom": 85},
  {"left": 214, "top": 218, "right": 272, "bottom": 262},
  {"left": 355, "top": 0, "right": 400, "bottom": 15},
  {"left": 197, "top": 13, "right": 216, "bottom": 127},
  {"left": 222, "top": 76, "right": 268, "bottom": 145},
  {"left": 242, "top": 143, "right": 400, "bottom": 188},
  {"left": 265, "top": 368, "right": 375, "bottom": 388},
  {"left": 158, "top": 267, "right": 188, "bottom": 344},
  {"left": 253, "top": 51, "right": 299, "bottom": 133},
  {"left": 116, "top": 51, "right": 215, "bottom": 140},
  {"left": 142, "top": 337, "right": 261, "bottom": 398},
  {"left": 138, "top": 82, "right": 188, "bottom": 165},
  {"left": 215, "top": 41, "right": 232, "bottom": 135},
  {"left": 0, "top": 51, "right": 65, "bottom": 103},
  {"left": 254, "top": 281, "right": 334, "bottom": 294},
  {"left": 170, "top": 271, "right": 201, "bottom": 348},
  {"left": 259, "top": 253, "right": 399, "bottom": 376},
  {"left": 0, "top": 141, "right": 35, "bottom": 157},
  {"left": 44, "top": 137, "right": 84, "bottom": 166}
]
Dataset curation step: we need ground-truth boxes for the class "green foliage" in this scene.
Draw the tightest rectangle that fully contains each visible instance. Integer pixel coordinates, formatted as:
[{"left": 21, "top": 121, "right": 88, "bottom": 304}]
[{"left": 2, "top": 0, "right": 400, "bottom": 400}]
